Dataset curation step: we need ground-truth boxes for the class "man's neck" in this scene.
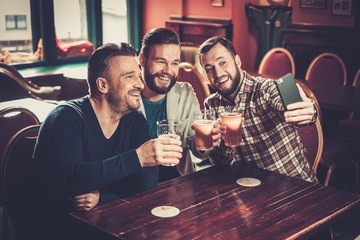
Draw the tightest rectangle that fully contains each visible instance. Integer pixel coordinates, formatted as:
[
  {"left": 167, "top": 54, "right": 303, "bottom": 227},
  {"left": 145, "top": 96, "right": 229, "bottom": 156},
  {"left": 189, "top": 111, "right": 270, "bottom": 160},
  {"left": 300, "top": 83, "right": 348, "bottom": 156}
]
[
  {"left": 89, "top": 96, "right": 123, "bottom": 139},
  {"left": 142, "top": 86, "right": 166, "bottom": 101}
]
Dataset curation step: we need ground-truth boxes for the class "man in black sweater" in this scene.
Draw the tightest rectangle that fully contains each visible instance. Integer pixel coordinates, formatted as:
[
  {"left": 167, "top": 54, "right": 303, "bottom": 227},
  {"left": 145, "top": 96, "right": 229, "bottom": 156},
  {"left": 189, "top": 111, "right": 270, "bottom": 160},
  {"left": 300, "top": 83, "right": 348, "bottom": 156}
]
[{"left": 28, "top": 43, "right": 182, "bottom": 240}]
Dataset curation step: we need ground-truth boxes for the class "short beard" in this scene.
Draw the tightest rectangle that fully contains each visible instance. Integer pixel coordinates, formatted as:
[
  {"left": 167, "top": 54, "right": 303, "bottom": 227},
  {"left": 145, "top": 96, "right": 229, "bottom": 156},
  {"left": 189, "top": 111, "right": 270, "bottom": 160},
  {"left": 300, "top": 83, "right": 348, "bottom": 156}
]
[
  {"left": 214, "top": 67, "right": 241, "bottom": 96},
  {"left": 106, "top": 88, "right": 136, "bottom": 116},
  {"left": 143, "top": 69, "right": 177, "bottom": 94}
]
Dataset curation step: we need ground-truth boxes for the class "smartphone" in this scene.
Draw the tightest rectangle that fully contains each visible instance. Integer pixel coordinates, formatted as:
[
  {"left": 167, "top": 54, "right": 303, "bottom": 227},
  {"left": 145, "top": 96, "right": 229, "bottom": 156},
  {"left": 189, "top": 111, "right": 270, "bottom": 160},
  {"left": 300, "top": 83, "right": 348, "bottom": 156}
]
[{"left": 275, "top": 73, "right": 302, "bottom": 110}]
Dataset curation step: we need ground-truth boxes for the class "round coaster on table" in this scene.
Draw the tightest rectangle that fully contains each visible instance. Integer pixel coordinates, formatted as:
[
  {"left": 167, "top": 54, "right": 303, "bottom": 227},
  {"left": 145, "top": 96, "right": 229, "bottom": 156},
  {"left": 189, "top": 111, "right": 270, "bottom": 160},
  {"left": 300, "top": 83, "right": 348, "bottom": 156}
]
[
  {"left": 151, "top": 206, "right": 180, "bottom": 218},
  {"left": 236, "top": 177, "right": 261, "bottom": 187}
]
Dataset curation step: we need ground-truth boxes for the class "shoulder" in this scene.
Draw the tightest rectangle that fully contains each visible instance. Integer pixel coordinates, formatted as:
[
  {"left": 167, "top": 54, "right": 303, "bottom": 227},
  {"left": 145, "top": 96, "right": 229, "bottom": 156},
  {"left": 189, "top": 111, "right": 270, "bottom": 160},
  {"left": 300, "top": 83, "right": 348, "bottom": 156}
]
[
  {"left": 169, "top": 82, "right": 197, "bottom": 99},
  {"left": 44, "top": 97, "right": 89, "bottom": 124},
  {"left": 247, "top": 75, "right": 277, "bottom": 95},
  {"left": 172, "top": 82, "right": 195, "bottom": 93}
]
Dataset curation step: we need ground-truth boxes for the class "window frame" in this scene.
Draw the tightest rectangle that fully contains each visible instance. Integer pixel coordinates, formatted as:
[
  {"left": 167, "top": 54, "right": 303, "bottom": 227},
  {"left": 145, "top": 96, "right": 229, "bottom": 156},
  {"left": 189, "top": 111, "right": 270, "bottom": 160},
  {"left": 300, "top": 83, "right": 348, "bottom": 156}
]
[
  {"left": 13, "top": 0, "right": 142, "bottom": 69},
  {"left": 5, "top": 15, "right": 27, "bottom": 30}
]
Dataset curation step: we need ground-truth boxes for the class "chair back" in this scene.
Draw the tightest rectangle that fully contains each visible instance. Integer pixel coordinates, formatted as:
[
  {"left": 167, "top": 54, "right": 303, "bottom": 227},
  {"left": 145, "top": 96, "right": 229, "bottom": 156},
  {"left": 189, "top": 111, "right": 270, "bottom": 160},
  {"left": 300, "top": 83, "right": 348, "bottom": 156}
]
[
  {"left": 353, "top": 68, "right": 360, "bottom": 88},
  {"left": 296, "top": 80, "right": 324, "bottom": 173},
  {"left": 178, "top": 62, "right": 211, "bottom": 109},
  {"left": 0, "top": 63, "right": 61, "bottom": 101},
  {"left": 348, "top": 68, "right": 360, "bottom": 120},
  {"left": 258, "top": 47, "right": 295, "bottom": 78},
  {"left": 0, "top": 125, "right": 40, "bottom": 237},
  {"left": 305, "top": 52, "right": 347, "bottom": 86},
  {"left": 297, "top": 119, "right": 323, "bottom": 173},
  {"left": 0, "top": 107, "right": 40, "bottom": 161},
  {"left": 0, "top": 62, "right": 24, "bottom": 79},
  {"left": 338, "top": 68, "right": 360, "bottom": 137},
  {"left": 181, "top": 46, "right": 200, "bottom": 67},
  {"left": 0, "top": 107, "right": 39, "bottom": 208}
]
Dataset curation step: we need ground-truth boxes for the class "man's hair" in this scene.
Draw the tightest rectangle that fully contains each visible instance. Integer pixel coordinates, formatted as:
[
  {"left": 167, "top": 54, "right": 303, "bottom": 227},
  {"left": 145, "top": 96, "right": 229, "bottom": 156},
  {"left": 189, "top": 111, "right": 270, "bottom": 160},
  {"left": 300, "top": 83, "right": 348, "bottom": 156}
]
[
  {"left": 87, "top": 42, "right": 136, "bottom": 95},
  {"left": 198, "top": 36, "right": 237, "bottom": 57},
  {"left": 140, "top": 28, "right": 180, "bottom": 58}
]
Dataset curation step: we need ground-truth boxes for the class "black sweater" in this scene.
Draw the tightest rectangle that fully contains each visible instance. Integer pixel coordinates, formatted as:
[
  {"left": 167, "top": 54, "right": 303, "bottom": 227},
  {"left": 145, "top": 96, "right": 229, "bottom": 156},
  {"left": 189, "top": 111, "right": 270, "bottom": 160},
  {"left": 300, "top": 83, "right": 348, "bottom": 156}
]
[{"left": 32, "top": 97, "right": 158, "bottom": 210}]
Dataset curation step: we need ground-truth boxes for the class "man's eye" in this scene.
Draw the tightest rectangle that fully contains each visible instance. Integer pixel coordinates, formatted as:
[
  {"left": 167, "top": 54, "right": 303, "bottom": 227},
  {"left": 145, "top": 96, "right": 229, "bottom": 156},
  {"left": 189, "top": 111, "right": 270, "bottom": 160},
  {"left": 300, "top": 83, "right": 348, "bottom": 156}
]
[
  {"left": 219, "top": 61, "right": 226, "bottom": 66},
  {"left": 205, "top": 68, "right": 214, "bottom": 73}
]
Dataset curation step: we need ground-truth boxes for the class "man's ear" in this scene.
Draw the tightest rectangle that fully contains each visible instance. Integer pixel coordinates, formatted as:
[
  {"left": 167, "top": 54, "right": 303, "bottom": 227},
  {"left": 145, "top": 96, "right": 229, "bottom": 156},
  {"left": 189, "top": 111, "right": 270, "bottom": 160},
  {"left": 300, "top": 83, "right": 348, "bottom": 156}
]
[
  {"left": 96, "top": 77, "right": 108, "bottom": 94},
  {"left": 139, "top": 53, "right": 145, "bottom": 68},
  {"left": 235, "top": 55, "right": 242, "bottom": 69}
]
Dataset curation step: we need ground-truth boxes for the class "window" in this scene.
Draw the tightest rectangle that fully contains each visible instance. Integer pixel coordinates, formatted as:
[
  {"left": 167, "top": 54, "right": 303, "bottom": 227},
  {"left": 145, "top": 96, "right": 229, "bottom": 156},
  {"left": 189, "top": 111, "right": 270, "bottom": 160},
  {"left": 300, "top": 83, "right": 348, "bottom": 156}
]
[
  {"left": 6, "top": 15, "right": 27, "bottom": 30},
  {"left": 0, "top": 0, "right": 142, "bottom": 69},
  {"left": 54, "top": 0, "right": 94, "bottom": 60},
  {"left": 102, "top": 0, "right": 128, "bottom": 44},
  {"left": 0, "top": 0, "right": 35, "bottom": 64}
]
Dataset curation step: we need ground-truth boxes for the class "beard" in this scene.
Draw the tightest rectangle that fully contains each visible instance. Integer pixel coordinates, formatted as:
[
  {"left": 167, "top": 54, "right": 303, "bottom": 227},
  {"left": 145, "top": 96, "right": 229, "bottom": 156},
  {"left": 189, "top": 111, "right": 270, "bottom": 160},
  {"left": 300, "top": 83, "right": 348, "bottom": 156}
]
[
  {"left": 106, "top": 88, "right": 138, "bottom": 116},
  {"left": 143, "top": 68, "right": 177, "bottom": 94},
  {"left": 214, "top": 67, "right": 241, "bottom": 97}
]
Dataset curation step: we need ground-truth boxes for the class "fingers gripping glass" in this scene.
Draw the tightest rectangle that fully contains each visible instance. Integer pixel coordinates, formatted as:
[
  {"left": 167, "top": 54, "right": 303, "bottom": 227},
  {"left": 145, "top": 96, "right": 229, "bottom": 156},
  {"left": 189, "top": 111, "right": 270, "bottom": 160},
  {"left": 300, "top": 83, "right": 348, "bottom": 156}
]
[{"left": 156, "top": 120, "right": 183, "bottom": 166}]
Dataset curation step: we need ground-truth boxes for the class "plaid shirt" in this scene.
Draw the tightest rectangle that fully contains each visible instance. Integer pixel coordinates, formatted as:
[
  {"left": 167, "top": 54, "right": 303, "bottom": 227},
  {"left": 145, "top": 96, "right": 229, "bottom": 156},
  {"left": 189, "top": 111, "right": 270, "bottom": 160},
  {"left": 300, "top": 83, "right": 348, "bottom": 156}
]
[{"left": 205, "top": 71, "right": 317, "bottom": 182}]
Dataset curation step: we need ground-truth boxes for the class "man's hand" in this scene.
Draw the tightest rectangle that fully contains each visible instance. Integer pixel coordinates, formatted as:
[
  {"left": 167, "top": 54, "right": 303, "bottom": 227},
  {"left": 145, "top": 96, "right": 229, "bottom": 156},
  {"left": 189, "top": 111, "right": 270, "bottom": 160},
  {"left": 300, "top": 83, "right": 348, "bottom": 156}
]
[
  {"left": 73, "top": 190, "right": 100, "bottom": 211},
  {"left": 211, "top": 121, "right": 222, "bottom": 147},
  {"left": 136, "top": 138, "right": 183, "bottom": 166},
  {"left": 284, "top": 84, "right": 316, "bottom": 125}
]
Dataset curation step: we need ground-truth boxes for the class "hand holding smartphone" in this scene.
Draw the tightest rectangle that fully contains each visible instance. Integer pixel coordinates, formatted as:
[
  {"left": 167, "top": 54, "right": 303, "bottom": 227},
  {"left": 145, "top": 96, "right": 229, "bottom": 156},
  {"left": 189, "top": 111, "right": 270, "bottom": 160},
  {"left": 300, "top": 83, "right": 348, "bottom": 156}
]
[{"left": 275, "top": 73, "right": 302, "bottom": 110}]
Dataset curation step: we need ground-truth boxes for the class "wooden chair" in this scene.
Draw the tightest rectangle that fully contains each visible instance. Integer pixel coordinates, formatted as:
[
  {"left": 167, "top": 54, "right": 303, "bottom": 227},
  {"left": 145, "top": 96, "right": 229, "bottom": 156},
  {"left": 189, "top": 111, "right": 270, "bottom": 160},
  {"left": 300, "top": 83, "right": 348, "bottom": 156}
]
[
  {"left": 1, "top": 125, "right": 40, "bottom": 240},
  {"left": 297, "top": 80, "right": 357, "bottom": 187},
  {"left": 0, "top": 63, "right": 62, "bottom": 101},
  {"left": 258, "top": 47, "right": 295, "bottom": 78},
  {"left": 181, "top": 45, "right": 203, "bottom": 74},
  {"left": 337, "top": 68, "right": 360, "bottom": 141},
  {"left": 296, "top": 80, "right": 323, "bottom": 175},
  {"left": 305, "top": 52, "right": 347, "bottom": 86},
  {"left": 178, "top": 62, "right": 211, "bottom": 109},
  {"left": 0, "top": 107, "right": 40, "bottom": 165},
  {"left": 298, "top": 118, "right": 323, "bottom": 174},
  {"left": 0, "top": 107, "right": 40, "bottom": 237}
]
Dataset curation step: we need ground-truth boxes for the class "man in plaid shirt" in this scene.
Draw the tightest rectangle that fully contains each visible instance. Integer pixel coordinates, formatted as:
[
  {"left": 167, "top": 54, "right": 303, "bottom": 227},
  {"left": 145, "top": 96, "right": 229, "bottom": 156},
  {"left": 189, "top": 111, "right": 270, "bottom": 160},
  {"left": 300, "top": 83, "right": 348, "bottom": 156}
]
[{"left": 198, "top": 36, "right": 318, "bottom": 182}]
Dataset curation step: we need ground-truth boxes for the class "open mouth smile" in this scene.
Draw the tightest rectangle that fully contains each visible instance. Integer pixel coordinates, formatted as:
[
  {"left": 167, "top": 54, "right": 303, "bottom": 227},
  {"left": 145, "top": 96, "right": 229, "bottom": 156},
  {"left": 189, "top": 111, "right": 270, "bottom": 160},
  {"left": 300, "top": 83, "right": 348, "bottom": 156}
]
[
  {"left": 216, "top": 76, "right": 230, "bottom": 85},
  {"left": 158, "top": 75, "right": 171, "bottom": 82},
  {"left": 129, "top": 91, "right": 141, "bottom": 97}
]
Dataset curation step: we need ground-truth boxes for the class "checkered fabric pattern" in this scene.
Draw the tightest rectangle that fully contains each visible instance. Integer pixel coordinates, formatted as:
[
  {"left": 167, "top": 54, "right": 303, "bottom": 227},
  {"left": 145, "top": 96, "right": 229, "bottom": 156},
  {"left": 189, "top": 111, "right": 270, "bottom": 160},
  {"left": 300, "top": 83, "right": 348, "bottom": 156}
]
[{"left": 205, "top": 71, "right": 317, "bottom": 182}]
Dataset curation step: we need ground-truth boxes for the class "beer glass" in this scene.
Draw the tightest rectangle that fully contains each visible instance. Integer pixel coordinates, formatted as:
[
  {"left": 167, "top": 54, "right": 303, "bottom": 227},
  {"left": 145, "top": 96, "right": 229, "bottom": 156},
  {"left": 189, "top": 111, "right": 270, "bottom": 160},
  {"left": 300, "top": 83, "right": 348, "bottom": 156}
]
[
  {"left": 193, "top": 110, "right": 215, "bottom": 151},
  {"left": 220, "top": 107, "right": 243, "bottom": 147},
  {"left": 156, "top": 120, "right": 182, "bottom": 166}
]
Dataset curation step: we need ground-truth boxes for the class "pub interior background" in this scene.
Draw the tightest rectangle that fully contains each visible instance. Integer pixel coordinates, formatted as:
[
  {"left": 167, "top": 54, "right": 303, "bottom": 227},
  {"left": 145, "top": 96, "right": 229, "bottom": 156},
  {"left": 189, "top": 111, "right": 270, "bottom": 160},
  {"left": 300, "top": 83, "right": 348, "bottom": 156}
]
[{"left": 0, "top": 0, "right": 359, "bottom": 239}]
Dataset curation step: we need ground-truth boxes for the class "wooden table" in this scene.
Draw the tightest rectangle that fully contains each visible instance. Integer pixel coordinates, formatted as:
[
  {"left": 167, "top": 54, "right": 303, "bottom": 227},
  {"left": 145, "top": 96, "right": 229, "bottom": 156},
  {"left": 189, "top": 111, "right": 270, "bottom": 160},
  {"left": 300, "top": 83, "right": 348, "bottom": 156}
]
[
  {"left": 70, "top": 164, "right": 360, "bottom": 240},
  {"left": 0, "top": 98, "right": 57, "bottom": 122}
]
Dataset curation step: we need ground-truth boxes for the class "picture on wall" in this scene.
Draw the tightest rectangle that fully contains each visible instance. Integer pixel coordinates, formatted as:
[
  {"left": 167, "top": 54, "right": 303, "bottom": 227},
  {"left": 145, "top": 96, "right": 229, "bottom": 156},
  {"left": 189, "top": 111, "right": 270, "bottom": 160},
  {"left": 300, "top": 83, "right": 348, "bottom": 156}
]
[
  {"left": 299, "top": 0, "right": 326, "bottom": 8},
  {"left": 211, "top": 0, "right": 224, "bottom": 7},
  {"left": 332, "top": 0, "right": 352, "bottom": 16}
]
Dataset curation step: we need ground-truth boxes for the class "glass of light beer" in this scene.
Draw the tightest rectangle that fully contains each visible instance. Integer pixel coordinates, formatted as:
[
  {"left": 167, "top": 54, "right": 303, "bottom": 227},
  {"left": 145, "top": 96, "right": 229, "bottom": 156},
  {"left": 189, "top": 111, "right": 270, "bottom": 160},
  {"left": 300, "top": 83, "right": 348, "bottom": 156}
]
[
  {"left": 193, "top": 110, "right": 215, "bottom": 151},
  {"left": 220, "top": 107, "right": 243, "bottom": 147},
  {"left": 156, "top": 120, "right": 182, "bottom": 166}
]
